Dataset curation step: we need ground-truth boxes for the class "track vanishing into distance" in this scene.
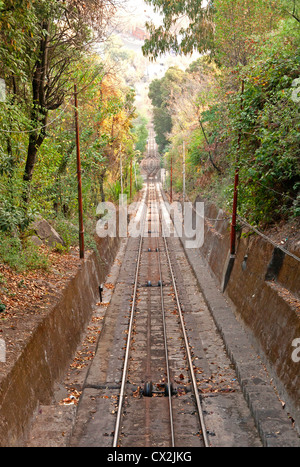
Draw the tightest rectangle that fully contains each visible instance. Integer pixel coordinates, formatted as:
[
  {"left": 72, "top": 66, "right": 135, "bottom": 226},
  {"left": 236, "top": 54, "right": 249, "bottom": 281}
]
[
  {"left": 113, "top": 181, "right": 209, "bottom": 448},
  {"left": 67, "top": 127, "right": 264, "bottom": 448},
  {"left": 113, "top": 126, "right": 208, "bottom": 447}
]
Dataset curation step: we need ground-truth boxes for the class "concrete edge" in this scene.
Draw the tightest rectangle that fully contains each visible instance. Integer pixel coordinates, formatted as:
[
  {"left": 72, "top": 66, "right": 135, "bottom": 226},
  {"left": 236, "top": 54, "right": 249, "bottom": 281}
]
[
  {"left": 25, "top": 237, "right": 130, "bottom": 447},
  {"left": 0, "top": 236, "right": 121, "bottom": 447},
  {"left": 180, "top": 241, "right": 300, "bottom": 447}
]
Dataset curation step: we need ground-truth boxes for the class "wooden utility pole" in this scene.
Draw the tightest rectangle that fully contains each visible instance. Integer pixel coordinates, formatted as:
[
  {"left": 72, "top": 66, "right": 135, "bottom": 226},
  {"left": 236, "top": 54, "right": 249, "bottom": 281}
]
[
  {"left": 74, "top": 84, "right": 85, "bottom": 260},
  {"left": 120, "top": 146, "right": 123, "bottom": 196},
  {"left": 230, "top": 79, "right": 244, "bottom": 256},
  {"left": 170, "top": 156, "right": 173, "bottom": 204},
  {"left": 130, "top": 159, "right": 133, "bottom": 201},
  {"left": 183, "top": 141, "right": 186, "bottom": 204}
]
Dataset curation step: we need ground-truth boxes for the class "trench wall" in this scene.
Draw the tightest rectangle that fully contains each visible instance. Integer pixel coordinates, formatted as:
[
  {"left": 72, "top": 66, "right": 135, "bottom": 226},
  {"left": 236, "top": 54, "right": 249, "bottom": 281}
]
[
  {"left": 0, "top": 234, "right": 121, "bottom": 447},
  {"left": 198, "top": 199, "right": 300, "bottom": 428}
]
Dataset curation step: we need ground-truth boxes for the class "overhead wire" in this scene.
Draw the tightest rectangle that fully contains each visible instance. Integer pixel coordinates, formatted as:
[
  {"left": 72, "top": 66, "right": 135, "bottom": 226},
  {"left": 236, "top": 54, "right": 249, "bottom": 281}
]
[
  {"left": 0, "top": 97, "right": 73, "bottom": 134},
  {"left": 183, "top": 193, "right": 300, "bottom": 263},
  {"left": 237, "top": 216, "right": 300, "bottom": 263}
]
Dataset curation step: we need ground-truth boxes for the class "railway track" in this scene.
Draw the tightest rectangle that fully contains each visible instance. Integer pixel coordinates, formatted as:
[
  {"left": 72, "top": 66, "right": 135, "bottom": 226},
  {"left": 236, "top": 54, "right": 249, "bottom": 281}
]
[
  {"left": 65, "top": 129, "right": 262, "bottom": 449},
  {"left": 113, "top": 180, "right": 209, "bottom": 448},
  {"left": 140, "top": 125, "right": 160, "bottom": 179}
]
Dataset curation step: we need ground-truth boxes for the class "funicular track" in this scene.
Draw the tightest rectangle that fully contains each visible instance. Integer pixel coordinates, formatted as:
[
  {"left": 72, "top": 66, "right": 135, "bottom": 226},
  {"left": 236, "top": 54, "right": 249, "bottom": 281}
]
[
  {"left": 112, "top": 178, "right": 209, "bottom": 448},
  {"left": 62, "top": 130, "right": 267, "bottom": 449}
]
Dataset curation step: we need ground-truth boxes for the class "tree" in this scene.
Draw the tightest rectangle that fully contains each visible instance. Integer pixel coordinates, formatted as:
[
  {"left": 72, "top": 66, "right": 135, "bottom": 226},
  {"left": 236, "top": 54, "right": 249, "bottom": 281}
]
[
  {"left": 132, "top": 115, "right": 149, "bottom": 154},
  {"left": 28, "top": 53, "right": 138, "bottom": 218},
  {"left": 0, "top": 0, "right": 118, "bottom": 203},
  {"left": 23, "top": 1, "right": 117, "bottom": 193},
  {"left": 278, "top": 0, "right": 300, "bottom": 22},
  {"left": 149, "top": 67, "right": 186, "bottom": 152},
  {"left": 143, "top": 0, "right": 280, "bottom": 67},
  {"left": 213, "top": 0, "right": 279, "bottom": 68},
  {"left": 143, "top": 1, "right": 299, "bottom": 226},
  {"left": 142, "top": 0, "right": 214, "bottom": 60}
]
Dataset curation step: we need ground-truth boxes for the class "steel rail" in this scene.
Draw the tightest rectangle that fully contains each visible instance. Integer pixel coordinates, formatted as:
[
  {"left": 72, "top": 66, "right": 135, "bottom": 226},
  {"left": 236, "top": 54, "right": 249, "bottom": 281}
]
[
  {"left": 113, "top": 135, "right": 161, "bottom": 446},
  {"left": 157, "top": 184, "right": 210, "bottom": 448},
  {"left": 112, "top": 192, "right": 147, "bottom": 447},
  {"left": 153, "top": 186, "right": 176, "bottom": 447},
  {"left": 113, "top": 179, "right": 176, "bottom": 448}
]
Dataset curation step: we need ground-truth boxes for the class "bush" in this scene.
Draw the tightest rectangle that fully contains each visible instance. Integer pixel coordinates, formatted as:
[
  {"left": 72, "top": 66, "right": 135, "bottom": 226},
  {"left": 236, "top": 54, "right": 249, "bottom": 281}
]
[
  {"left": 52, "top": 217, "right": 79, "bottom": 250},
  {"left": 0, "top": 199, "right": 29, "bottom": 233},
  {"left": 0, "top": 233, "right": 49, "bottom": 272}
]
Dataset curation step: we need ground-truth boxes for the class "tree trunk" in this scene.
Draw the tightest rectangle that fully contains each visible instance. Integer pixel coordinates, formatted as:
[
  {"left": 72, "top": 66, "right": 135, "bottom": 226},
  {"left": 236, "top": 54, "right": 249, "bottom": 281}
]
[
  {"left": 23, "top": 20, "right": 49, "bottom": 203},
  {"left": 24, "top": 127, "right": 45, "bottom": 183},
  {"left": 23, "top": 111, "right": 48, "bottom": 203}
]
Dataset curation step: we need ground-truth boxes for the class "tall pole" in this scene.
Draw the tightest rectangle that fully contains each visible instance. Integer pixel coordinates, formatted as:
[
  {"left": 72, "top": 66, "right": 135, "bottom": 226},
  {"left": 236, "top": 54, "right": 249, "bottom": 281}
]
[
  {"left": 74, "top": 84, "right": 85, "bottom": 260},
  {"left": 170, "top": 156, "right": 173, "bottom": 204},
  {"left": 183, "top": 141, "right": 186, "bottom": 204},
  {"left": 230, "top": 79, "right": 244, "bottom": 256},
  {"left": 230, "top": 167, "right": 239, "bottom": 255},
  {"left": 134, "top": 159, "right": 137, "bottom": 188},
  {"left": 130, "top": 159, "right": 133, "bottom": 201},
  {"left": 120, "top": 147, "right": 123, "bottom": 196}
]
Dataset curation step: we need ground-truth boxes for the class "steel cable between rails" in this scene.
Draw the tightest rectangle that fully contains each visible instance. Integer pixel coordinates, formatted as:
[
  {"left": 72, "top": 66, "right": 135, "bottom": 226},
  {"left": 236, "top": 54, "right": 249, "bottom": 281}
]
[
  {"left": 154, "top": 185, "right": 175, "bottom": 447},
  {"left": 157, "top": 183, "right": 210, "bottom": 448}
]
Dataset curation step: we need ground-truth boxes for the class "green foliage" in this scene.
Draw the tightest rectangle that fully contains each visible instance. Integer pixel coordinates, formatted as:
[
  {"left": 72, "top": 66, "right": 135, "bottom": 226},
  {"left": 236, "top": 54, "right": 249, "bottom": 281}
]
[
  {"left": 225, "top": 31, "right": 300, "bottom": 222},
  {"left": 0, "top": 232, "right": 49, "bottom": 272},
  {"left": 52, "top": 217, "right": 80, "bottom": 250},
  {"left": 132, "top": 115, "right": 149, "bottom": 154},
  {"left": 0, "top": 2, "right": 142, "bottom": 271},
  {"left": 213, "top": 0, "right": 280, "bottom": 67},
  {"left": 0, "top": 199, "right": 30, "bottom": 232},
  {"left": 151, "top": 2, "right": 300, "bottom": 227},
  {"left": 149, "top": 67, "right": 186, "bottom": 153},
  {"left": 152, "top": 107, "right": 172, "bottom": 153},
  {"left": 107, "top": 180, "right": 123, "bottom": 203},
  {"left": 143, "top": 0, "right": 214, "bottom": 59},
  {"left": 187, "top": 129, "right": 205, "bottom": 167}
]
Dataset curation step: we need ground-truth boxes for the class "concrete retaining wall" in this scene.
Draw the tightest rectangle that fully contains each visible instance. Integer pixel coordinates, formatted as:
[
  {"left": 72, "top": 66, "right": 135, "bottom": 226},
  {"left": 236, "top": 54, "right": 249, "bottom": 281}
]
[
  {"left": 1, "top": 192, "right": 299, "bottom": 445},
  {"left": 198, "top": 199, "right": 300, "bottom": 429},
  {"left": 0, "top": 234, "right": 121, "bottom": 447}
]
